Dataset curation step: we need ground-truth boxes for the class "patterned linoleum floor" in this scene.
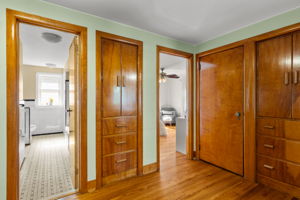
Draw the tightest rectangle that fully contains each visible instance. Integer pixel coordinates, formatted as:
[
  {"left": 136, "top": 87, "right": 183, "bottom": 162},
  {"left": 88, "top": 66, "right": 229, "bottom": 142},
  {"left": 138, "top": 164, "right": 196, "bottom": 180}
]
[{"left": 20, "top": 133, "right": 74, "bottom": 200}]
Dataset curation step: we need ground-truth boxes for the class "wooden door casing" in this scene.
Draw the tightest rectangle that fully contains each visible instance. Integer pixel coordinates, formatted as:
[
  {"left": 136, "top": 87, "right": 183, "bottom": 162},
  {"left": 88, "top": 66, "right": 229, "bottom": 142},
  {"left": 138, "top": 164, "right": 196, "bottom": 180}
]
[
  {"left": 102, "top": 39, "right": 122, "bottom": 118},
  {"left": 257, "top": 34, "right": 292, "bottom": 118},
  {"left": 121, "top": 43, "right": 138, "bottom": 116},
  {"left": 293, "top": 31, "right": 300, "bottom": 119},
  {"left": 199, "top": 46, "right": 244, "bottom": 175}
]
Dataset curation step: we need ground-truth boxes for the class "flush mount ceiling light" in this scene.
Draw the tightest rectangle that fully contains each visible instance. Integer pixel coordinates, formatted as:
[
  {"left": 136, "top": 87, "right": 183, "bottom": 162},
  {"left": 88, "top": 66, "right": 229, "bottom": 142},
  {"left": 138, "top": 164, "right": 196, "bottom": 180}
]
[
  {"left": 45, "top": 63, "right": 57, "bottom": 67},
  {"left": 41, "top": 32, "right": 62, "bottom": 43}
]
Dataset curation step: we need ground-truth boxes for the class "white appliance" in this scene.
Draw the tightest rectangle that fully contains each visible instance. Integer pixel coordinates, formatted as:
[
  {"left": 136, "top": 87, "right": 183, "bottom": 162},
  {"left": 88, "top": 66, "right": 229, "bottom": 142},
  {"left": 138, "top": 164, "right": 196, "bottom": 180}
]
[
  {"left": 176, "top": 117, "right": 187, "bottom": 154},
  {"left": 19, "top": 104, "right": 26, "bottom": 169},
  {"left": 24, "top": 106, "right": 32, "bottom": 144}
]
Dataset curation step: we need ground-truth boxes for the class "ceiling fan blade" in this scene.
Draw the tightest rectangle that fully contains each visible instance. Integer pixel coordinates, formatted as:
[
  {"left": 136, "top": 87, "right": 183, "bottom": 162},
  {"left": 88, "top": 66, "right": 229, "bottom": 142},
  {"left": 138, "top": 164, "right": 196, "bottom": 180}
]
[{"left": 166, "top": 74, "right": 180, "bottom": 79}]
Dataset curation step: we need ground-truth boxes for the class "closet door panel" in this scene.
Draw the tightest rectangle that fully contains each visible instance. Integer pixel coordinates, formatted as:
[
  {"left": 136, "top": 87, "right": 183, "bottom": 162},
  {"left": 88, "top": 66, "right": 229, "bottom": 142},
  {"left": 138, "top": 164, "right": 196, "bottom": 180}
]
[
  {"left": 257, "top": 34, "right": 292, "bottom": 118},
  {"left": 199, "top": 46, "right": 244, "bottom": 175},
  {"left": 292, "top": 31, "right": 300, "bottom": 119},
  {"left": 102, "top": 39, "right": 122, "bottom": 117},
  {"left": 121, "top": 43, "right": 137, "bottom": 116}
]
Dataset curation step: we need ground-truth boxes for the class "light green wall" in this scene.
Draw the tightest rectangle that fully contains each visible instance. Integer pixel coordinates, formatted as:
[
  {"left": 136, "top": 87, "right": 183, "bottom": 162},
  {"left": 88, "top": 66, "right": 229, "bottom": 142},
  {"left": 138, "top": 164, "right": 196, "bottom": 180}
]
[
  {"left": 0, "top": 0, "right": 194, "bottom": 199},
  {"left": 195, "top": 7, "right": 300, "bottom": 53}
]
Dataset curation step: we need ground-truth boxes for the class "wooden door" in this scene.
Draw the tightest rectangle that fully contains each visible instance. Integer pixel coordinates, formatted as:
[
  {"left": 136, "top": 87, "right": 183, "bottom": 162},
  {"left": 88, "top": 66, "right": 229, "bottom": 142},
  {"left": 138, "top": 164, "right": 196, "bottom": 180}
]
[
  {"left": 199, "top": 47, "right": 244, "bottom": 175},
  {"left": 121, "top": 43, "right": 137, "bottom": 116},
  {"left": 257, "top": 34, "right": 292, "bottom": 118},
  {"left": 102, "top": 39, "right": 122, "bottom": 117},
  {"left": 68, "top": 36, "right": 79, "bottom": 188},
  {"left": 293, "top": 31, "right": 300, "bottom": 119}
]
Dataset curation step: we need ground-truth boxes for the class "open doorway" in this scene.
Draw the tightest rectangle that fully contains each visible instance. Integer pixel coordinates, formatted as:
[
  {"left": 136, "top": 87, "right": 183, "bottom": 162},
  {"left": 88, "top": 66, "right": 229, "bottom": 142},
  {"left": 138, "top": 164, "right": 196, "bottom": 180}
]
[
  {"left": 18, "top": 23, "right": 77, "bottom": 200},
  {"left": 156, "top": 46, "right": 194, "bottom": 170},
  {"left": 7, "top": 10, "right": 87, "bottom": 200}
]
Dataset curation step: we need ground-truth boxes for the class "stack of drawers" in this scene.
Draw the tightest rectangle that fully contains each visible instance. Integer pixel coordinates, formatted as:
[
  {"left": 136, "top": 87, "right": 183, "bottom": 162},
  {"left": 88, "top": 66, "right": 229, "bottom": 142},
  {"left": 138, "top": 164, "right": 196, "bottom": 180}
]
[
  {"left": 256, "top": 117, "right": 300, "bottom": 188},
  {"left": 102, "top": 116, "right": 137, "bottom": 183}
]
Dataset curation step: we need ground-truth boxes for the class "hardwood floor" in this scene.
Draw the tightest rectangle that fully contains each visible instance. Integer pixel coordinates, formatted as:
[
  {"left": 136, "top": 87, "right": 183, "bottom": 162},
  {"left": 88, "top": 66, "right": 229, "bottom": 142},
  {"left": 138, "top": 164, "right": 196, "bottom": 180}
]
[{"left": 61, "top": 127, "right": 296, "bottom": 200}]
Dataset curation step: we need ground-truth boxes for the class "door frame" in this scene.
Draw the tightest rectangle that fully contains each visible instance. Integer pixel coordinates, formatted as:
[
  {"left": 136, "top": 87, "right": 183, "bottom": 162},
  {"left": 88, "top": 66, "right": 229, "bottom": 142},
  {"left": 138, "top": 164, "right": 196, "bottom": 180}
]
[
  {"left": 156, "top": 46, "right": 194, "bottom": 170},
  {"left": 95, "top": 31, "right": 143, "bottom": 188},
  {"left": 6, "top": 9, "right": 88, "bottom": 200}
]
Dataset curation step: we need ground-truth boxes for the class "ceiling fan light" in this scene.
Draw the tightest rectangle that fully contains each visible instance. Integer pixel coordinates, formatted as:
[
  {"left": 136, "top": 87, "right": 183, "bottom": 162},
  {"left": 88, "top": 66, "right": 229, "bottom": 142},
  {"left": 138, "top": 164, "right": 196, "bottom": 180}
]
[{"left": 159, "top": 76, "right": 167, "bottom": 83}]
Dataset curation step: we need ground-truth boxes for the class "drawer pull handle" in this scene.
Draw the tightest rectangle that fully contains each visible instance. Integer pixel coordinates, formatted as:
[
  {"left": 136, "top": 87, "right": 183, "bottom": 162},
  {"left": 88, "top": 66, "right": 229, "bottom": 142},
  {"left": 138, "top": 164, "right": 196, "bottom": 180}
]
[
  {"left": 263, "top": 144, "right": 274, "bottom": 149},
  {"left": 294, "top": 71, "right": 298, "bottom": 84},
  {"left": 263, "top": 164, "right": 274, "bottom": 170},
  {"left": 263, "top": 125, "right": 274, "bottom": 129},
  {"left": 115, "top": 124, "right": 127, "bottom": 128},
  {"left": 284, "top": 72, "right": 289, "bottom": 85},
  {"left": 115, "top": 141, "right": 127, "bottom": 145},
  {"left": 116, "top": 159, "right": 127, "bottom": 163}
]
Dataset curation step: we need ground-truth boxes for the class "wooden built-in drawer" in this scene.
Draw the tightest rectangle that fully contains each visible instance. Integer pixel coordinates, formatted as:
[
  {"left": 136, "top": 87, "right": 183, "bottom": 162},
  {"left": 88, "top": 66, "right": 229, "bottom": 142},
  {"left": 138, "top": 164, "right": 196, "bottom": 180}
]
[
  {"left": 102, "top": 116, "right": 137, "bottom": 135},
  {"left": 257, "top": 155, "right": 300, "bottom": 187},
  {"left": 257, "top": 118, "right": 300, "bottom": 140},
  {"left": 102, "top": 151, "right": 137, "bottom": 177},
  {"left": 102, "top": 133, "right": 137, "bottom": 155},
  {"left": 257, "top": 135, "right": 300, "bottom": 163}
]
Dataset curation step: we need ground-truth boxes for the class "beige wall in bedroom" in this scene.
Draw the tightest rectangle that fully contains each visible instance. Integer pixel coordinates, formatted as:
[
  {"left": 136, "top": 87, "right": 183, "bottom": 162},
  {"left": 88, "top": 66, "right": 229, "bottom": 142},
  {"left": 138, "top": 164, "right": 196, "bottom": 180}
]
[{"left": 21, "top": 65, "right": 64, "bottom": 100}]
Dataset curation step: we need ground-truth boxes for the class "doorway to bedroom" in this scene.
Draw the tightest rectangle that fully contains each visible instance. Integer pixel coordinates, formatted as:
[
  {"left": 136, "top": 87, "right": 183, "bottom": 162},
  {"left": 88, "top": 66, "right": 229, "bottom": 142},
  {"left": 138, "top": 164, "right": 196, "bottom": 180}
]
[{"left": 156, "top": 46, "right": 194, "bottom": 170}]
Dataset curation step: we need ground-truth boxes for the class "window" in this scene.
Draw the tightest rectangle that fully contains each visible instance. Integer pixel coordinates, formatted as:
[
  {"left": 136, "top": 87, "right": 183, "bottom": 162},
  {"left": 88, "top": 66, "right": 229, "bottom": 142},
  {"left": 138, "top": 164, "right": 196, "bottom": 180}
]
[{"left": 36, "top": 73, "right": 64, "bottom": 106}]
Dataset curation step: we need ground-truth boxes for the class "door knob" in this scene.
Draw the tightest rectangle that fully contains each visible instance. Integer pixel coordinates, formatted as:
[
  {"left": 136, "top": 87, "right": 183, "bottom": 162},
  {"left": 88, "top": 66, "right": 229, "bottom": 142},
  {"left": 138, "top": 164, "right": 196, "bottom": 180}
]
[{"left": 234, "top": 112, "right": 241, "bottom": 120}]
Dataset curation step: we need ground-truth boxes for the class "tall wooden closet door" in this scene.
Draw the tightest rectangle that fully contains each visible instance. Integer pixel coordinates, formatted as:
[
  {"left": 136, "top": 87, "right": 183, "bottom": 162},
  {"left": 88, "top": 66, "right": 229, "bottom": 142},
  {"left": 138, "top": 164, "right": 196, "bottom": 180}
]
[
  {"left": 293, "top": 31, "right": 300, "bottom": 119},
  {"left": 101, "top": 39, "right": 122, "bottom": 117},
  {"left": 257, "top": 34, "right": 292, "bottom": 118},
  {"left": 199, "top": 47, "right": 244, "bottom": 175},
  {"left": 121, "top": 43, "right": 138, "bottom": 116}
]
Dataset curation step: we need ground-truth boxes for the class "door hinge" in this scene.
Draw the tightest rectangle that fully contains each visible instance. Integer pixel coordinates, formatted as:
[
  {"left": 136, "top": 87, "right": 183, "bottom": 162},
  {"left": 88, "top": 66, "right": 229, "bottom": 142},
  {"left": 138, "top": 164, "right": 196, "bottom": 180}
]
[
  {"left": 198, "top": 63, "right": 201, "bottom": 71},
  {"left": 198, "top": 145, "right": 201, "bottom": 151},
  {"left": 75, "top": 168, "right": 79, "bottom": 175}
]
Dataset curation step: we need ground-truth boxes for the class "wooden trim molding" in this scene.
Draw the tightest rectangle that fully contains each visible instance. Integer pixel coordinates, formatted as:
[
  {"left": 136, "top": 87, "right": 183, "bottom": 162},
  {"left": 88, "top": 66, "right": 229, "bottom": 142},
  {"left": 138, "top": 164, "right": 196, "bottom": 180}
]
[
  {"left": 6, "top": 9, "right": 88, "bottom": 200},
  {"left": 257, "top": 175, "right": 300, "bottom": 198},
  {"left": 95, "top": 31, "right": 143, "bottom": 188},
  {"left": 143, "top": 163, "right": 158, "bottom": 175},
  {"left": 156, "top": 46, "right": 194, "bottom": 170},
  {"left": 87, "top": 180, "right": 97, "bottom": 193},
  {"left": 243, "top": 42, "right": 256, "bottom": 182}
]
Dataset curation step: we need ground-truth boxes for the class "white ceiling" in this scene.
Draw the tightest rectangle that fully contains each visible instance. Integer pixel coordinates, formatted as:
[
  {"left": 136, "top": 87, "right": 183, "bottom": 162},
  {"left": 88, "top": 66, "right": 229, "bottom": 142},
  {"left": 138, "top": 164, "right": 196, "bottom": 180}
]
[
  {"left": 160, "top": 53, "right": 186, "bottom": 76},
  {"left": 20, "top": 23, "right": 75, "bottom": 68},
  {"left": 44, "top": 0, "right": 300, "bottom": 44}
]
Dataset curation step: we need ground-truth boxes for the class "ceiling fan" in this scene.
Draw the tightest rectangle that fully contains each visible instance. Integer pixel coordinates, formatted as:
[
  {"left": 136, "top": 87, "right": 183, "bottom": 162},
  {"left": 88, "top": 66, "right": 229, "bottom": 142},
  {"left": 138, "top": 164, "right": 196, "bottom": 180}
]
[{"left": 159, "top": 68, "right": 180, "bottom": 83}]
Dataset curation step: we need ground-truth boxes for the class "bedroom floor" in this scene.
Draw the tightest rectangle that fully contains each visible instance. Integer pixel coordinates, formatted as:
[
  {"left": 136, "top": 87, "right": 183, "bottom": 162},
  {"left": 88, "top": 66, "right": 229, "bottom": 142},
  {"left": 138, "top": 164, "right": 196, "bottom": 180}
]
[
  {"left": 160, "top": 125, "right": 176, "bottom": 163},
  {"left": 20, "top": 134, "right": 75, "bottom": 200}
]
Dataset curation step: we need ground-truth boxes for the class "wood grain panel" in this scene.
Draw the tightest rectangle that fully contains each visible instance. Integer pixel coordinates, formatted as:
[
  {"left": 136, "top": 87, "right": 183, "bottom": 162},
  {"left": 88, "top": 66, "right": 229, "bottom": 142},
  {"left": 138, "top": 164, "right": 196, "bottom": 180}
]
[
  {"left": 102, "top": 133, "right": 137, "bottom": 155},
  {"left": 257, "top": 118, "right": 284, "bottom": 137},
  {"left": 121, "top": 43, "right": 138, "bottom": 116},
  {"left": 257, "top": 155, "right": 300, "bottom": 188},
  {"left": 102, "top": 151, "right": 137, "bottom": 177},
  {"left": 101, "top": 39, "right": 121, "bottom": 117},
  {"left": 199, "top": 46, "right": 244, "bottom": 175},
  {"left": 102, "top": 116, "right": 137, "bottom": 135},
  {"left": 293, "top": 31, "right": 300, "bottom": 119},
  {"left": 96, "top": 31, "right": 143, "bottom": 187},
  {"left": 257, "top": 135, "right": 300, "bottom": 163},
  {"left": 257, "top": 117, "right": 300, "bottom": 141},
  {"left": 257, "top": 34, "right": 292, "bottom": 118}
]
